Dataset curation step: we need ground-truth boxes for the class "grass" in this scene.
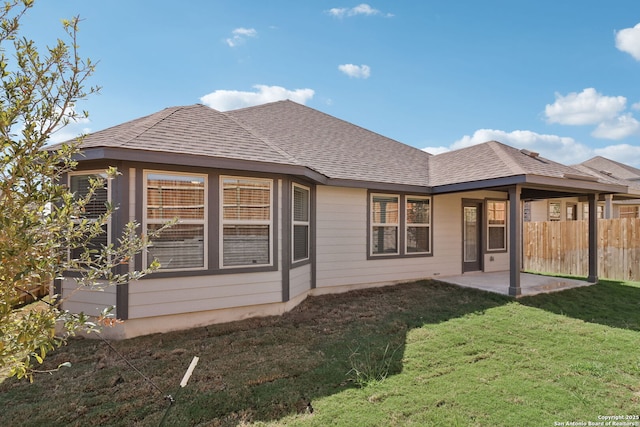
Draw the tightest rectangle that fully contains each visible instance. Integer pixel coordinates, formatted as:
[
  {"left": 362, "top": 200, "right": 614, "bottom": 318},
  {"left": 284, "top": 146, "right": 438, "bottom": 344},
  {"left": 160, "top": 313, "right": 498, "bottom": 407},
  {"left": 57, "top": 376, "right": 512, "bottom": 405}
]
[{"left": 1, "top": 279, "right": 640, "bottom": 426}]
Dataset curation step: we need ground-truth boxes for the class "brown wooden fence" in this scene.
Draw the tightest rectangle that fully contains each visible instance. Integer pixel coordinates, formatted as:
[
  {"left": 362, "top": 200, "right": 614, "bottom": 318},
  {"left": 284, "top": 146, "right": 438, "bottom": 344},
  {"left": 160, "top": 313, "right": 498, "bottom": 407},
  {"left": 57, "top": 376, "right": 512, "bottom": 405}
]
[{"left": 523, "top": 218, "right": 640, "bottom": 281}]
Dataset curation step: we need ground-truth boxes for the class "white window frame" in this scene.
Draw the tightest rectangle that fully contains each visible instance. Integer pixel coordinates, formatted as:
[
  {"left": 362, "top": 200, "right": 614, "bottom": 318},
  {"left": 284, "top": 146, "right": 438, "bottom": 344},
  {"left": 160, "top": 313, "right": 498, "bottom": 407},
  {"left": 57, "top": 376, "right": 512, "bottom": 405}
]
[
  {"left": 405, "top": 196, "right": 431, "bottom": 255},
  {"left": 68, "top": 170, "right": 111, "bottom": 263},
  {"left": 487, "top": 200, "right": 507, "bottom": 252},
  {"left": 370, "top": 193, "right": 400, "bottom": 256},
  {"left": 143, "top": 170, "right": 208, "bottom": 272},
  {"left": 292, "top": 183, "right": 310, "bottom": 263},
  {"left": 220, "top": 175, "right": 273, "bottom": 269}
]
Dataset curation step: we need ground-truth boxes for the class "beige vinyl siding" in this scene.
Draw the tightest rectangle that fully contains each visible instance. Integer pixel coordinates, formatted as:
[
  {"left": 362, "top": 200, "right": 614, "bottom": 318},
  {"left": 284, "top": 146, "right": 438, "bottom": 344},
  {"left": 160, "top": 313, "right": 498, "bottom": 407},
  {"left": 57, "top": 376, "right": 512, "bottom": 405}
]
[
  {"left": 290, "top": 263, "right": 312, "bottom": 299},
  {"left": 431, "top": 193, "right": 464, "bottom": 276},
  {"left": 61, "top": 278, "right": 116, "bottom": 316},
  {"left": 315, "top": 186, "right": 465, "bottom": 289},
  {"left": 433, "top": 190, "right": 511, "bottom": 275},
  {"left": 128, "top": 271, "right": 282, "bottom": 318}
]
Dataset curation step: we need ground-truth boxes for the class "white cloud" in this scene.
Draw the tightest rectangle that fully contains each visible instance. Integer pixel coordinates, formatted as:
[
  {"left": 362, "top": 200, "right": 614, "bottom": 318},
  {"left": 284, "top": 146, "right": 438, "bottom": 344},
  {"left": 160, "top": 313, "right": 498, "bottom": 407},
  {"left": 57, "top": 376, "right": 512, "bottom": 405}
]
[
  {"left": 545, "top": 88, "right": 626, "bottom": 126},
  {"left": 421, "top": 146, "right": 449, "bottom": 155},
  {"left": 200, "top": 84, "right": 315, "bottom": 111},
  {"left": 594, "top": 144, "right": 640, "bottom": 167},
  {"left": 327, "top": 4, "right": 393, "bottom": 18},
  {"left": 615, "top": 23, "right": 640, "bottom": 60},
  {"left": 338, "top": 64, "right": 371, "bottom": 79},
  {"left": 225, "top": 27, "right": 257, "bottom": 47},
  {"left": 425, "top": 129, "right": 593, "bottom": 165},
  {"left": 591, "top": 113, "right": 640, "bottom": 139}
]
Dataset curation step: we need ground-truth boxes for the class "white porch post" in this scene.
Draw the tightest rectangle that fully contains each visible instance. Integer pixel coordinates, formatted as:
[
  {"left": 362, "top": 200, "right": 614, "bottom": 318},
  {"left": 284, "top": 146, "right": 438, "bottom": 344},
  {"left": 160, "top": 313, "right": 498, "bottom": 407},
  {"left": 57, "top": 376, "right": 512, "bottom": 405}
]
[
  {"left": 604, "top": 194, "right": 613, "bottom": 219},
  {"left": 588, "top": 193, "right": 599, "bottom": 283},
  {"left": 508, "top": 185, "right": 522, "bottom": 296}
]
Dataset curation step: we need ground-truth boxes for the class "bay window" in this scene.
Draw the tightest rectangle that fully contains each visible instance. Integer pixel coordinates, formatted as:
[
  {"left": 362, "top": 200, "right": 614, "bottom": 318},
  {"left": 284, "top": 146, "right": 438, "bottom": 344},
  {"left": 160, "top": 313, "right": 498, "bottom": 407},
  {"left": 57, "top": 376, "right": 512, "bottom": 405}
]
[
  {"left": 145, "top": 172, "right": 206, "bottom": 271},
  {"left": 221, "top": 176, "right": 272, "bottom": 267},
  {"left": 292, "top": 184, "right": 310, "bottom": 262},
  {"left": 69, "top": 172, "right": 109, "bottom": 262}
]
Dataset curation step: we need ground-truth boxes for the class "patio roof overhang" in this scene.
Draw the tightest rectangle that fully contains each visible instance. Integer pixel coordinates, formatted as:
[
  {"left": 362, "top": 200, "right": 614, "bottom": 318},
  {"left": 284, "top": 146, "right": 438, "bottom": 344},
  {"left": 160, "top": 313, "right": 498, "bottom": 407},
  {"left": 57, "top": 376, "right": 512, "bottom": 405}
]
[{"left": 430, "top": 173, "right": 628, "bottom": 199}]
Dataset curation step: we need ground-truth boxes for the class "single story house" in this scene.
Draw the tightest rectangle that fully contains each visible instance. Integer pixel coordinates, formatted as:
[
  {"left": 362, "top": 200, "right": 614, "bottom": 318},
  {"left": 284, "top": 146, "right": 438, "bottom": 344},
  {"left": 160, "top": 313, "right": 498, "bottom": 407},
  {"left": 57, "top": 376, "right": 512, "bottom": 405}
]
[
  {"left": 526, "top": 156, "right": 640, "bottom": 222},
  {"left": 55, "top": 100, "right": 629, "bottom": 339}
]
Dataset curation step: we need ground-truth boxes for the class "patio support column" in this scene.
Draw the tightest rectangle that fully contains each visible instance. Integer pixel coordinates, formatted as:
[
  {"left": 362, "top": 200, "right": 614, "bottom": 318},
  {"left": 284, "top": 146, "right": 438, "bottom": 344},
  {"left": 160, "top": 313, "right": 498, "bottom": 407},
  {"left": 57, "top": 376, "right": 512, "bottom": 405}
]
[
  {"left": 588, "top": 193, "right": 599, "bottom": 283},
  {"left": 508, "top": 185, "right": 522, "bottom": 296},
  {"left": 604, "top": 194, "right": 613, "bottom": 219}
]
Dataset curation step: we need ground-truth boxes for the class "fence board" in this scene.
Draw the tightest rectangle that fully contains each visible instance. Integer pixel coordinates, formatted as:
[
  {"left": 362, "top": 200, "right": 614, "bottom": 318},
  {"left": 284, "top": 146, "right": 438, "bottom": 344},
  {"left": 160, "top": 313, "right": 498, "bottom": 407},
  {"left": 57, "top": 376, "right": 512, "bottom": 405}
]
[{"left": 523, "top": 218, "right": 640, "bottom": 281}]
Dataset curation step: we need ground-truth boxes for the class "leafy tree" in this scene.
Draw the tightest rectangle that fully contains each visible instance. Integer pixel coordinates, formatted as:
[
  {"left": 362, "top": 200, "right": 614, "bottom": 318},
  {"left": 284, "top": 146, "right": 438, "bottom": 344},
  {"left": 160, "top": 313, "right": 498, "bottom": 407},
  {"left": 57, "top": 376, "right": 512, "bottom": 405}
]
[{"left": 0, "top": 0, "right": 163, "bottom": 381}]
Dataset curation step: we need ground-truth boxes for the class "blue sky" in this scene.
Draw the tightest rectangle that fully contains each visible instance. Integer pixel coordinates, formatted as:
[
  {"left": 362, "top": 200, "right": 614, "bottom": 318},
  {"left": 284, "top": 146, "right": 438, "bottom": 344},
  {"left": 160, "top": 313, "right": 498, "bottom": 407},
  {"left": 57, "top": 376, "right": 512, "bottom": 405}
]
[{"left": 21, "top": 1, "right": 640, "bottom": 167}]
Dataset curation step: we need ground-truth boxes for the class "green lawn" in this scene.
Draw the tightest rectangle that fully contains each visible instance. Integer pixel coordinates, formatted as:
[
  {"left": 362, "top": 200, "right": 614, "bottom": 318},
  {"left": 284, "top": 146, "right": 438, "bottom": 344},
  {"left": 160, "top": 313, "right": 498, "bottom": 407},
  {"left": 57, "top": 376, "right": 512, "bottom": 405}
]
[{"left": 1, "top": 280, "right": 640, "bottom": 426}]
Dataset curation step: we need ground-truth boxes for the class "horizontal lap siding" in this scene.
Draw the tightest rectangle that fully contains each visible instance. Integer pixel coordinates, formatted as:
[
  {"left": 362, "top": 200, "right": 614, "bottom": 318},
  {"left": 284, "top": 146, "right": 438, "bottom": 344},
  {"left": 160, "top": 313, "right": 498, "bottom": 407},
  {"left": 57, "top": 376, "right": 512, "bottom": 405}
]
[
  {"left": 315, "top": 186, "right": 367, "bottom": 288},
  {"left": 61, "top": 278, "right": 116, "bottom": 316},
  {"left": 128, "top": 271, "right": 282, "bottom": 318},
  {"left": 290, "top": 264, "right": 311, "bottom": 299},
  {"left": 315, "top": 186, "right": 470, "bottom": 289}
]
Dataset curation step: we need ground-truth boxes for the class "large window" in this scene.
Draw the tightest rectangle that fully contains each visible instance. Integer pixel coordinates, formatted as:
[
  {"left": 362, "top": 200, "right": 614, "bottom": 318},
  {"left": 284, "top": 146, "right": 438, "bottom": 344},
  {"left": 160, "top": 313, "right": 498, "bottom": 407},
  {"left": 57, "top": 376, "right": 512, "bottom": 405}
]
[
  {"left": 145, "top": 172, "right": 206, "bottom": 271},
  {"left": 406, "top": 197, "right": 431, "bottom": 254},
  {"left": 487, "top": 200, "right": 506, "bottom": 251},
  {"left": 221, "top": 176, "right": 272, "bottom": 267},
  {"left": 371, "top": 194, "right": 399, "bottom": 255},
  {"left": 69, "top": 172, "right": 109, "bottom": 262},
  {"left": 292, "top": 184, "right": 310, "bottom": 262}
]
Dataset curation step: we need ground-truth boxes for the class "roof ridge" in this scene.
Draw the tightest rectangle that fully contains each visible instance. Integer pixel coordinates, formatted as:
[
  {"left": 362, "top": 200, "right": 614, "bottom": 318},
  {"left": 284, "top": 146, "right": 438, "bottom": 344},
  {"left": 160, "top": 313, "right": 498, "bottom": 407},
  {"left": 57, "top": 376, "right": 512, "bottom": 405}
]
[
  {"left": 487, "top": 140, "right": 527, "bottom": 175},
  {"left": 116, "top": 105, "right": 196, "bottom": 146},
  {"left": 222, "top": 109, "right": 303, "bottom": 166}
]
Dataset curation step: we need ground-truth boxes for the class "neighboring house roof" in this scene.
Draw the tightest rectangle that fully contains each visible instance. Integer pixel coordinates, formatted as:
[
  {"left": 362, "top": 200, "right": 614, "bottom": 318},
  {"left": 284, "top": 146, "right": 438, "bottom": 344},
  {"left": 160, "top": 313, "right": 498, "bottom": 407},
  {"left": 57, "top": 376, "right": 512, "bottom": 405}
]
[
  {"left": 574, "top": 157, "right": 640, "bottom": 198},
  {"left": 580, "top": 156, "right": 640, "bottom": 181},
  {"left": 227, "top": 100, "right": 432, "bottom": 188}
]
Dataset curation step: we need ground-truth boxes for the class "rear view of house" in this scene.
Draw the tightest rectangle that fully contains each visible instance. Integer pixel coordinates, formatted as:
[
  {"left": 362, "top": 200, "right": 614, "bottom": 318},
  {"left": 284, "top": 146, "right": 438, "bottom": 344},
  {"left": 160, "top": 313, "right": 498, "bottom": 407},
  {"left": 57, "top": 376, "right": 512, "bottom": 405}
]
[{"left": 55, "top": 101, "right": 627, "bottom": 339}]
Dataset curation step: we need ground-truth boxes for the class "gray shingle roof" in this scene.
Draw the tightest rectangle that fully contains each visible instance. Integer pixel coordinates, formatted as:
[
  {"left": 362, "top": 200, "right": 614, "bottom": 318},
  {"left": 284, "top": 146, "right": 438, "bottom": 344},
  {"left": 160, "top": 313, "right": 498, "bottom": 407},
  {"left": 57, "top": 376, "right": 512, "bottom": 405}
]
[
  {"left": 65, "top": 104, "right": 300, "bottom": 166},
  {"left": 578, "top": 156, "right": 640, "bottom": 181},
  {"left": 428, "top": 141, "right": 594, "bottom": 187},
  {"left": 59, "top": 101, "right": 627, "bottom": 193},
  {"left": 227, "top": 100, "right": 432, "bottom": 186}
]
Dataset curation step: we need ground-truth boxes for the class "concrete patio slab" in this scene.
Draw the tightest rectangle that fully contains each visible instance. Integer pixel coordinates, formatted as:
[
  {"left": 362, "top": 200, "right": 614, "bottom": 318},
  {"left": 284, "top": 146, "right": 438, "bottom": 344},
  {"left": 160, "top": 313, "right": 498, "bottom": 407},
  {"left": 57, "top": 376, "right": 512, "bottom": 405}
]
[{"left": 436, "top": 271, "right": 594, "bottom": 297}]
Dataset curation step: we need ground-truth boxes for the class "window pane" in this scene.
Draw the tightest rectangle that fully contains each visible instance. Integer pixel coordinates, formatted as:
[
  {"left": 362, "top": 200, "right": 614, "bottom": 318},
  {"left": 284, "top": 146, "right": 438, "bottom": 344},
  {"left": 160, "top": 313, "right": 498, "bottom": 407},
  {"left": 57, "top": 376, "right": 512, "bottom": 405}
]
[
  {"left": 372, "top": 226, "right": 397, "bottom": 254},
  {"left": 223, "top": 178, "right": 270, "bottom": 220},
  {"left": 407, "top": 226, "right": 429, "bottom": 253},
  {"left": 293, "top": 225, "right": 309, "bottom": 261},
  {"left": 223, "top": 225, "right": 270, "bottom": 266},
  {"left": 488, "top": 227, "right": 506, "bottom": 250},
  {"left": 293, "top": 186, "right": 309, "bottom": 222},
  {"left": 372, "top": 196, "right": 399, "bottom": 224},
  {"left": 488, "top": 201, "right": 505, "bottom": 225},
  {"left": 147, "top": 223, "right": 204, "bottom": 269},
  {"left": 70, "top": 174, "right": 108, "bottom": 219},
  {"left": 147, "top": 174, "right": 205, "bottom": 220},
  {"left": 407, "top": 198, "right": 430, "bottom": 224},
  {"left": 70, "top": 224, "right": 108, "bottom": 262},
  {"left": 549, "top": 202, "right": 561, "bottom": 221}
]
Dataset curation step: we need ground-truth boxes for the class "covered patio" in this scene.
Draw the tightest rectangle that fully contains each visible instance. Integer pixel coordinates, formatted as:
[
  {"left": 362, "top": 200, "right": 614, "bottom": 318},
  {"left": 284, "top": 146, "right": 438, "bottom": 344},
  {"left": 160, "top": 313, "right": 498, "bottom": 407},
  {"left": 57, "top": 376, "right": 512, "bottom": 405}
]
[{"left": 437, "top": 271, "right": 594, "bottom": 297}]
